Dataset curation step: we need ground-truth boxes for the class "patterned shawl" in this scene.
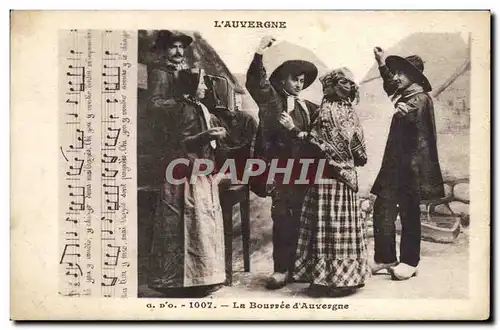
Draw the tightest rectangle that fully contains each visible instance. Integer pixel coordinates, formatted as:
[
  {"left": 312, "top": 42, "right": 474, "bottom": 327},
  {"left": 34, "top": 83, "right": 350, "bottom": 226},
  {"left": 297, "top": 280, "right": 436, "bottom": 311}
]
[{"left": 306, "top": 69, "right": 367, "bottom": 191}]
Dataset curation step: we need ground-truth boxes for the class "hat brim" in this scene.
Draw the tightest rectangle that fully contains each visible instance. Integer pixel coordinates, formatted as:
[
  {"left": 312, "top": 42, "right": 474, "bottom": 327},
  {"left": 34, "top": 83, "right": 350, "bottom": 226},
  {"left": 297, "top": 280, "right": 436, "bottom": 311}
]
[
  {"left": 269, "top": 60, "right": 318, "bottom": 91},
  {"left": 385, "top": 55, "right": 432, "bottom": 92}
]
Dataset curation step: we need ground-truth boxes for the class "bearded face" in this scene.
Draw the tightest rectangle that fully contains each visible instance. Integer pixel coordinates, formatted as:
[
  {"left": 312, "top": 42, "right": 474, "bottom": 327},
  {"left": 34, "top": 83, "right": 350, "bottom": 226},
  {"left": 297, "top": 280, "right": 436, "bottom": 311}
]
[{"left": 165, "top": 41, "right": 185, "bottom": 64}]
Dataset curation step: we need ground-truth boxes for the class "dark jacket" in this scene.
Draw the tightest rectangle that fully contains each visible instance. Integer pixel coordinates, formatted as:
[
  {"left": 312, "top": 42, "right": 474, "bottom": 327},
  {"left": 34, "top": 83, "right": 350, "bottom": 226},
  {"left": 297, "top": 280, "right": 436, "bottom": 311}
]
[
  {"left": 245, "top": 53, "right": 319, "bottom": 163},
  {"left": 141, "top": 63, "right": 186, "bottom": 187},
  {"left": 155, "top": 98, "right": 218, "bottom": 182},
  {"left": 370, "top": 65, "right": 445, "bottom": 201},
  {"left": 148, "top": 63, "right": 185, "bottom": 110}
]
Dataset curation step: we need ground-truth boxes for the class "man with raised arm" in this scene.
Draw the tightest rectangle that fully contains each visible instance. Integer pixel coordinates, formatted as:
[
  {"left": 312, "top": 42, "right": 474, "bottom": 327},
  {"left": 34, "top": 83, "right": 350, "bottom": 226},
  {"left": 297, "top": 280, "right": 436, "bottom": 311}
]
[
  {"left": 370, "top": 47, "right": 445, "bottom": 280},
  {"left": 245, "top": 36, "right": 319, "bottom": 289}
]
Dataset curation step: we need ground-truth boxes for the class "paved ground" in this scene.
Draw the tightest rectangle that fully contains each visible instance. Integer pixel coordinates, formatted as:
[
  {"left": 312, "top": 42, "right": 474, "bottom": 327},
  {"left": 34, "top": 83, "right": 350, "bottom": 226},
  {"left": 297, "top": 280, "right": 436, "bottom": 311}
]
[{"left": 209, "top": 231, "right": 469, "bottom": 299}]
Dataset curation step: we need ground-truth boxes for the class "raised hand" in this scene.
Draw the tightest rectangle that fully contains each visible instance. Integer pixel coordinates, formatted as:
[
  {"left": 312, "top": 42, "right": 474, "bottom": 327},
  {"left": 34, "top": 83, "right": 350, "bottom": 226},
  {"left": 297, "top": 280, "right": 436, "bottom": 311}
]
[
  {"left": 257, "top": 36, "right": 277, "bottom": 54},
  {"left": 373, "top": 46, "right": 386, "bottom": 66}
]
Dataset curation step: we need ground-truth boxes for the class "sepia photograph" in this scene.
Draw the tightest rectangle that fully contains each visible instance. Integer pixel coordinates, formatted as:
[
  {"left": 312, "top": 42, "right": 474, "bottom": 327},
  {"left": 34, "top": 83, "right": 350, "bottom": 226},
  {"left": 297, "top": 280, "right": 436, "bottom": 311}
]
[
  {"left": 136, "top": 27, "right": 472, "bottom": 300},
  {"left": 9, "top": 10, "right": 490, "bottom": 320}
]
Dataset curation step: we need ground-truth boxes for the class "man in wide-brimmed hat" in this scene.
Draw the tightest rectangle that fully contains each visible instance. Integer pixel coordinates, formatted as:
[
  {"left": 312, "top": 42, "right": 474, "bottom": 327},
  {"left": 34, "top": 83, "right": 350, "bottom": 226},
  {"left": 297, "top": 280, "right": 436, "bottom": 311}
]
[
  {"left": 152, "top": 30, "right": 193, "bottom": 68},
  {"left": 245, "top": 36, "right": 319, "bottom": 290},
  {"left": 148, "top": 30, "right": 194, "bottom": 109},
  {"left": 141, "top": 30, "right": 195, "bottom": 250},
  {"left": 145, "top": 29, "right": 194, "bottom": 176},
  {"left": 370, "top": 47, "right": 445, "bottom": 280}
]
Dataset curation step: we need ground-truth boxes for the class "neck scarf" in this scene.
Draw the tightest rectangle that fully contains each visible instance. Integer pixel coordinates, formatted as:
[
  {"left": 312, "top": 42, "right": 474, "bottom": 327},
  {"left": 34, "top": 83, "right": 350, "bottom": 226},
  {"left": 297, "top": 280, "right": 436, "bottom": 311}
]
[
  {"left": 389, "top": 83, "right": 424, "bottom": 115},
  {"left": 164, "top": 58, "right": 189, "bottom": 71},
  {"left": 390, "top": 82, "right": 424, "bottom": 103}
]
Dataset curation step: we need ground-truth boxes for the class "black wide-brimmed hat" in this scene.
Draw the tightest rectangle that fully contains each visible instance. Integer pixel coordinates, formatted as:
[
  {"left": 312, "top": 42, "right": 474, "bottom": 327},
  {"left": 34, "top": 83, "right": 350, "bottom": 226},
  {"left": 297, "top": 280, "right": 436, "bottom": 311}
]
[
  {"left": 269, "top": 60, "right": 318, "bottom": 90},
  {"left": 152, "top": 30, "right": 193, "bottom": 51},
  {"left": 385, "top": 55, "right": 432, "bottom": 92}
]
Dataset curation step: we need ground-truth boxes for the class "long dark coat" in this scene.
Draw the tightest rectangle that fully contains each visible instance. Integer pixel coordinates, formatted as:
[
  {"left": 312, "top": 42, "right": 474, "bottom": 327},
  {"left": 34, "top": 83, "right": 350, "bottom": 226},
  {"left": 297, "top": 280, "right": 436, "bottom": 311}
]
[
  {"left": 245, "top": 54, "right": 319, "bottom": 161},
  {"left": 139, "top": 63, "right": 183, "bottom": 188},
  {"left": 370, "top": 65, "right": 445, "bottom": 202},
  {"left": 245, "top": 53, "right": 319, "bottom": 195}
]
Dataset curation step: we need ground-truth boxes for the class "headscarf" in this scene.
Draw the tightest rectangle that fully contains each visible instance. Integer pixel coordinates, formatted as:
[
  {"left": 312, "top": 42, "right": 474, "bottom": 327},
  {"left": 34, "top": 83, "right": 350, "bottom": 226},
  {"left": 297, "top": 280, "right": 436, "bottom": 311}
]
[
  {"left": 177, "top": 68, "right": 216, "bottom": 148},
  {"left": 311, "top": 67, "right": 366, "bottom": 165},
  {"left": 319, "top": 67, "right": 359, "bottom": 105}
]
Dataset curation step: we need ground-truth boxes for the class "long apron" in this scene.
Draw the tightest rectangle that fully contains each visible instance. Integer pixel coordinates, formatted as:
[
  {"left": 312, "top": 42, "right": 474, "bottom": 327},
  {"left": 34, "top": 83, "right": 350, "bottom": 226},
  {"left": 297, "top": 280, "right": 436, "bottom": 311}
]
[{"left": 148, "top": 174, "right": 225, "bottom": 289}]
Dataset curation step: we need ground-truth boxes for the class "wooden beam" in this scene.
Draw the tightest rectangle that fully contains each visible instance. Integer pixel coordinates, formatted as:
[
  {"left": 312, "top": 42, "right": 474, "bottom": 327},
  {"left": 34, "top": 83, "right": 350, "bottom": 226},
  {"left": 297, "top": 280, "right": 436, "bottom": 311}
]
[
  {"left": 430, "top": 59, "right": 470, "bottom": 98},
  {"left": 359, "top": 75, "right": 381, "bottom": 85}
]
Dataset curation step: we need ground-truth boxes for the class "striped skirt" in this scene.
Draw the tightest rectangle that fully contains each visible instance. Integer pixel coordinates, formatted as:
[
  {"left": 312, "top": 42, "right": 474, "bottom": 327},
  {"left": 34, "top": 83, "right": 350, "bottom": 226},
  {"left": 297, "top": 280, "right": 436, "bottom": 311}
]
[{"left": 293, "top": 179, "right": 370, "bottom": 288}]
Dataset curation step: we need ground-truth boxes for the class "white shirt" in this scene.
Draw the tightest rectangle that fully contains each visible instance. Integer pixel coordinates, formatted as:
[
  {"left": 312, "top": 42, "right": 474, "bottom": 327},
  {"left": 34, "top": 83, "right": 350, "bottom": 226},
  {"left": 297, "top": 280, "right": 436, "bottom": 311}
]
[{"left": 284, "top": 91, "right": 310, "bottom": 125}]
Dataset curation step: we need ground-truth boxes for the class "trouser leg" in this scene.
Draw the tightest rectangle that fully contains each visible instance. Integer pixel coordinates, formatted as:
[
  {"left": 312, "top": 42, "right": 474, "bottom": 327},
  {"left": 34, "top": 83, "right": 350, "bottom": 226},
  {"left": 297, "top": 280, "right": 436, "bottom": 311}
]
[
  {"left": 271, "top": 186, "right": 304, "bottom": 273},
  {"left": 271, "top": 190, "right": 288, "bottom": 273},
  {"left": 398, "top": 196, "right": 421, "bottom": 267},
  {"left": 372, "top": 196, "right": 398, "bottom": 264}
]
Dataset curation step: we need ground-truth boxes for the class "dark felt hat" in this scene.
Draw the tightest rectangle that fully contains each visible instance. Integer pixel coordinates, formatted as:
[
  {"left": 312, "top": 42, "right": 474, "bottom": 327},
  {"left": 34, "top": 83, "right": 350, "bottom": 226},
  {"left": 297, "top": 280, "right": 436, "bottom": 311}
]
[
  {"left": 385, "top": 55, "right": 432, "bottom": 92},
  {"left": 152, "top": 30, "right": 193, "bottom": 51},
  {"left": 269, "top": 60, "right": 318, "bottom": 91}
]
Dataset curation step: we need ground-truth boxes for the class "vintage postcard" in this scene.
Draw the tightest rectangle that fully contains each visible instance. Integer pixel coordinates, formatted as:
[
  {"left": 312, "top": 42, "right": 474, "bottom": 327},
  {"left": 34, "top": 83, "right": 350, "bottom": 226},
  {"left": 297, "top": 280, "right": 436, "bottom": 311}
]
[{"left": 10, "top": 10, "right": 490, "bottom": 320}]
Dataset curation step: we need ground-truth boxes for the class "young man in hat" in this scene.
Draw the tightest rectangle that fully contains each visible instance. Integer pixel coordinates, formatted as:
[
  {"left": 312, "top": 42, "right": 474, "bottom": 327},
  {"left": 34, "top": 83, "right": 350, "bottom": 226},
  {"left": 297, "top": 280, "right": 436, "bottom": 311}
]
[
  {"left": 370, "top": 47, "right": 445, "bottom": 280},
  {"left": 245, "top": 36, "right": 319, "bottom": 289}
]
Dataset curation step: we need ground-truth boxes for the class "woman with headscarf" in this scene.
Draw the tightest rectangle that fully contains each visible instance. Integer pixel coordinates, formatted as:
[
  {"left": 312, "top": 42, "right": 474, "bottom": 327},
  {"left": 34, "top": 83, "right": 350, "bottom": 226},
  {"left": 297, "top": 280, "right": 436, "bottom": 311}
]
[
  {"left": 280, "top": 67, "right": 370, "bottom": 297},
  {"left": 148, "top": 68, "right": 227, "bottom": 298}
]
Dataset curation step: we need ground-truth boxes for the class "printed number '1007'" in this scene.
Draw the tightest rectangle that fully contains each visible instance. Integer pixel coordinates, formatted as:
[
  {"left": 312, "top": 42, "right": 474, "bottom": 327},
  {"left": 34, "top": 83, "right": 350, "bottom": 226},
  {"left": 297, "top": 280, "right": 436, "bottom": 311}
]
[{"left": 189, "top": 302, "right": 214, "bottom": 308}]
